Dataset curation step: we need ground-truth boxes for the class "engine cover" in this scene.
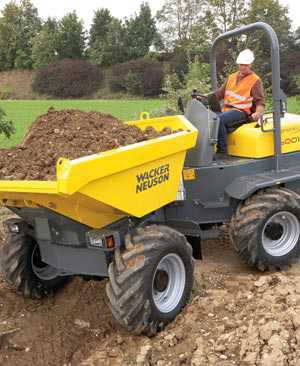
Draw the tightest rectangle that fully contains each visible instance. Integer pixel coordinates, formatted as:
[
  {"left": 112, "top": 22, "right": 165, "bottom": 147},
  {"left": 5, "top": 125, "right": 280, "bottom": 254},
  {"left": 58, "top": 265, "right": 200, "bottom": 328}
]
[{"left": 228, "top": 113, "right": 300, "bottom": 158}]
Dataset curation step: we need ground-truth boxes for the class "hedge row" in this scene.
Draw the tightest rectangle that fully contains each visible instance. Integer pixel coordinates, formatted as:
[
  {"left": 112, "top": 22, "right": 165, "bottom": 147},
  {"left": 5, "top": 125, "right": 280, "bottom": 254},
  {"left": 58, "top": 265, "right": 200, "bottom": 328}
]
[
  {"left": 32, "top": 58, "right": 164, "bottom": 98},
  {"left": 32, "top": 59, "right": 103, "bottom": 98},
  {"left": 110, "top": 58, "right": 164, "bottom": 96}
]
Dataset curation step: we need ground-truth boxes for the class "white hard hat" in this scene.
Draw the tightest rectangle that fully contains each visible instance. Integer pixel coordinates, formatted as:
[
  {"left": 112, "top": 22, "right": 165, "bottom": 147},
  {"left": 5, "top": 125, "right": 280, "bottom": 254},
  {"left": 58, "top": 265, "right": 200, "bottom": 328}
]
[{"left": 236, "top": 49, "right": 254, "bottom": 64}]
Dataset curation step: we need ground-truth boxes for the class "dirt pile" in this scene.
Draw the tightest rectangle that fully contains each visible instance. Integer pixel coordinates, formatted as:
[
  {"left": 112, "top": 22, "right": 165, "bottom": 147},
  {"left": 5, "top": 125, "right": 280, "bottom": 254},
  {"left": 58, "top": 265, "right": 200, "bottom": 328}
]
[
  {"left": 1, "top": 228, "right": 300, "bottom": 366},
  {"left": 0, "top": 108, "right": 174, "bottom": 181}
]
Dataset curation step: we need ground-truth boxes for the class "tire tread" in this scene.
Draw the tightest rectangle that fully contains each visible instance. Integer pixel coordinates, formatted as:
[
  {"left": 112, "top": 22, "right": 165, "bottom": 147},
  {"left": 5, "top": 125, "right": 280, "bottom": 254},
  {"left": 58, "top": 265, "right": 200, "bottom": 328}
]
[
  {"left": 106, "top": 225, "right": 193, "bottom": 336},
  {"left": 229, "top": 187, "right": 300, "bottom": 271}
]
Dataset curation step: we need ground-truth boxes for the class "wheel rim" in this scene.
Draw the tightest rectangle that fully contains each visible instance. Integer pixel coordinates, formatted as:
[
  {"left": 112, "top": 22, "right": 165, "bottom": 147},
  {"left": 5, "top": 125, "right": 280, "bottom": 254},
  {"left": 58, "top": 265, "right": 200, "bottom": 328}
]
[
  {"left": 31, "top": 244, "right": 60, "bottom": 281},
  {"left": 262, "top": 211, "right": 300, "bottom": 257},
  {"left": 152, "top": 253, "right": 186, "bottom": 313}
]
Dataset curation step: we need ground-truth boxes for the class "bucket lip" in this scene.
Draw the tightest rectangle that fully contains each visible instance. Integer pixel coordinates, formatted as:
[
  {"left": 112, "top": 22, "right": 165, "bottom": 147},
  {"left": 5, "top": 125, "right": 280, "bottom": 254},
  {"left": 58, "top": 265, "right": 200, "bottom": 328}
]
[{"left": 0, "top": 180, "right": 57, "bottom": 194}]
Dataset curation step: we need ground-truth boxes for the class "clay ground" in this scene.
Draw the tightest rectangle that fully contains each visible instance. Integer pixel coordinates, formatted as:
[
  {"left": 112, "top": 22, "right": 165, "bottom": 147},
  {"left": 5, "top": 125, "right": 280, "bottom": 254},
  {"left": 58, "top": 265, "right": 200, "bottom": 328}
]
[{"left": 0, "top": 209, "right": 299, "bottom": 366}]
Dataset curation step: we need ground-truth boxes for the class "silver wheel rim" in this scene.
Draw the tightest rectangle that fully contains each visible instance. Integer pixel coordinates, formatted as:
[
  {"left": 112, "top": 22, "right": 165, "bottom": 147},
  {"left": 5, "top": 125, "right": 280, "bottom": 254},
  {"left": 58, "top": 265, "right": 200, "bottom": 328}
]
[
  {"left": 262, "top": 211, "right": 300, "bottom": 257},
  {"left": 152, "top": 253, "right": 186, "bottom": 313},
  {"left": 31, "top": 244, "right": 60, "bottom": 281}
]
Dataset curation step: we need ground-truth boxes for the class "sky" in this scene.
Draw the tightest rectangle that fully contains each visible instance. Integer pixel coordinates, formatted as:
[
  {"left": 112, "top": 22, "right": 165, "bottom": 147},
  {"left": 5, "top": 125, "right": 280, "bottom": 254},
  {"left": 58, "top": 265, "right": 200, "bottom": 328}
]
[{"left": 0, "top": 0, "right": 299, "bottom": 29}]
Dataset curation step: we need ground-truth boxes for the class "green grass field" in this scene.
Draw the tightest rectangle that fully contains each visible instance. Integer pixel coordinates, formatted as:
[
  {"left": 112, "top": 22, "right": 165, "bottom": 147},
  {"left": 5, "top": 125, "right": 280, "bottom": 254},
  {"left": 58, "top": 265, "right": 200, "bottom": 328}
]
[
  {"left": 0, "top": 97, "right": 299, "bottom": 148},
  {"left": 0, "top": 99, "right": 166, "bottom": 147},
  {"left": 287, "top": 96, "right": 300, "bottom": 114}
]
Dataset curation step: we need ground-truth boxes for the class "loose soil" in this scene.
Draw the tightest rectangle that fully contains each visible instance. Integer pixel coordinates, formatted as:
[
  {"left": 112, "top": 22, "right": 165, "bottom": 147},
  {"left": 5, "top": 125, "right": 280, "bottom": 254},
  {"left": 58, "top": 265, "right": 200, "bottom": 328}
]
[
  {"left": 0, "top": 219, "right": 300, "bottom": 366},
  {"left": 0, "top": 107, "right": 174, "bottom": 181}
]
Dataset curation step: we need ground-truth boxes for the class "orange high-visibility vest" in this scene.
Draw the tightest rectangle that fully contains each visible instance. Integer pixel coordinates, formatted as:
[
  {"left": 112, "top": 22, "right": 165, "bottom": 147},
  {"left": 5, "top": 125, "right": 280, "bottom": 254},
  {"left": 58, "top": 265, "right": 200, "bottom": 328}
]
[{"left": 223, "top": 72, "right": 260, "bottom": 114}]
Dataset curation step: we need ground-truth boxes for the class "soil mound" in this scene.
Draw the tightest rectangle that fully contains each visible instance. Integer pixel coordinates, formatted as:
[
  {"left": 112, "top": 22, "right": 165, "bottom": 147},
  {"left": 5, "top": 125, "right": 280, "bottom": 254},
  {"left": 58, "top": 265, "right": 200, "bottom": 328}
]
[{"left": 0, "top": 108, "right": 173, "bottom": 181}]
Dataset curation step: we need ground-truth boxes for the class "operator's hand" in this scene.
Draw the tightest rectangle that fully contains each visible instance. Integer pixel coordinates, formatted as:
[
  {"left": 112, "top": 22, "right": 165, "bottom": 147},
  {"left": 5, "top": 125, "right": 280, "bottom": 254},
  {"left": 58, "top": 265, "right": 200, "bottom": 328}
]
[
  {"left": 251, "top": 112, "right": 263, "bottom": 121},
  {"left": 195, "top": 95, "right": 209, "bottom": 105}
]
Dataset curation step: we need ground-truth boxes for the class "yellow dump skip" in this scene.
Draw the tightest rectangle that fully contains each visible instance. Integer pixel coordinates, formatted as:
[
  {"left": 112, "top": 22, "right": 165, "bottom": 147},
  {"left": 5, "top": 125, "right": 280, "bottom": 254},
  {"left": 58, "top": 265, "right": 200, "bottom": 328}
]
[
  {"left": 228, "top": 113, "right": 300, "bottom": 158},
  {"left": 0, "top": 116, "right": 198, "bottom": 229}
]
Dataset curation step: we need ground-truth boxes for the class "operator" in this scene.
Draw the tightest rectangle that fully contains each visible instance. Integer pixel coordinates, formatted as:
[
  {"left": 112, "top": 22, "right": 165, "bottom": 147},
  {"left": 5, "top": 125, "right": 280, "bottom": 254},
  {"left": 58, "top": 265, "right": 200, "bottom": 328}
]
[{"left": 212, "top": 49, "right": 265, "bottom": 155}]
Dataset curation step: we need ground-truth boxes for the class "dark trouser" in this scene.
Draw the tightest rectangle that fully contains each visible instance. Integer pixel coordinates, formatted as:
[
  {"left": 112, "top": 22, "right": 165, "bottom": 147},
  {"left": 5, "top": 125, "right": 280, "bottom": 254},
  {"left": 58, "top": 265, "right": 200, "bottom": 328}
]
[{"left": 216, "top": 109, "right": 248, "bottom": 153}]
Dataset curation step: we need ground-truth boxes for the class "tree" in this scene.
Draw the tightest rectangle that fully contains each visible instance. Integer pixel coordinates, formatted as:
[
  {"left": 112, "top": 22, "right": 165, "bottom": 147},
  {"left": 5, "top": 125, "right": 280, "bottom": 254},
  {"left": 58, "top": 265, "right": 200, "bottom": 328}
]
[
  {"left": 15, "top": 0, "right": 41, "bottom": 68},
  {"left": 32, "top": 18, "right": 59, "bottom": 69},
  {"left": 89, "top": 4, "right": 158, "bottom": 66},
  {"left": 124, "top": 2, "right": 159, "bottom": 59},
  {"left": 205, "top": 0, "right": 247, "bottom": 34},
  {"left": 56, "top": 11, "right": 86, "bottom": 59},
  {"left": 89, "top": 8, "right": 112, "bottom": 47},
  {"left": 0, "top": 2, "right": 21, "bottom": 70},
  {"left": 0, "top": 109, "right": 15, "bottom": 138},
  {"left": 245, "top": 0, "right": 291, "bottom": 49},
  {"left": 295, "top": 27, "right": 300, "bottom": 50},
  {"left": 189, "top": 0, "right": 249, "bottom": 83},
  {"left": 243, "top": 0, "right": 292, "bottom": 92},
  {"left": 0, "top": 0, "right": 41, "bottom": 70},
  {"left": 156, "top": 0, "right": 243, "bottom": 81},
  {"left": 88, "top": 8, "right": 115, "bottom": 65},
  {"left": 156, "top": 0, "right": 204, "bottom": 50},
  {"left": 281, "top": 26, "right": 300, "bottom": 95},
  {"left": 89, "top": 18, "right": 128, "bottom": 66}
]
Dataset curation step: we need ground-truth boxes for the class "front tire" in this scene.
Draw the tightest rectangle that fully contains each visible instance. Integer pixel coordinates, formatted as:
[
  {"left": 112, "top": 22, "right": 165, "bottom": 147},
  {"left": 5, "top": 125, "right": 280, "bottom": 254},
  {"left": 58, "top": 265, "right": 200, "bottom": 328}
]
[
  {"left": 1, "top": 219, "right": 69, "bottom": 298},
  {"left": 106, "top": 225, "right": 194, "bottom": 336},
  {"left": 230, "top": 187, "right": 300, "bottom": 271}
]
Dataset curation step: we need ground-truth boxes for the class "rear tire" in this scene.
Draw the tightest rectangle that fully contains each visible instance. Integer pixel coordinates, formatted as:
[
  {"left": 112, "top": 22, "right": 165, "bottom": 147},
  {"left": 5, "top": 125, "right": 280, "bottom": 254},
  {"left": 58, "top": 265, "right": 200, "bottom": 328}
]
[
  {"left": 0, "top": 219, "right": 69, "bottom": 299},
  {"left": 230, "top": 187, "right": 300, "bottom": 271},
  {"left": 106, "top": 225, "right": 194, "bottom": 336}
]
